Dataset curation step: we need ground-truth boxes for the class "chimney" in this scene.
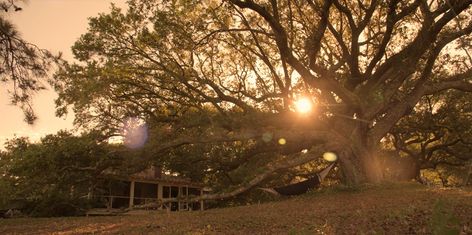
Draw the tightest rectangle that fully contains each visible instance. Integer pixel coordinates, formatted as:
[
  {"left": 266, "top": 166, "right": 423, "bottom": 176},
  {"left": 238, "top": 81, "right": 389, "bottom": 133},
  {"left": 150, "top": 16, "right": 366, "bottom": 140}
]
[{"left": 153, "top": 165, "right": 162, "bottom": 179}]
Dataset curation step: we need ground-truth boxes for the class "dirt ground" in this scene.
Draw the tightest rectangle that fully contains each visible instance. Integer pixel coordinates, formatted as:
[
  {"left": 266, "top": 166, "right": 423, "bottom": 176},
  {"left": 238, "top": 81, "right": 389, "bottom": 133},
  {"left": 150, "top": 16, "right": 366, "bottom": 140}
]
[{"left": 1, "top": 183, "right": 471, "bottom": 234}]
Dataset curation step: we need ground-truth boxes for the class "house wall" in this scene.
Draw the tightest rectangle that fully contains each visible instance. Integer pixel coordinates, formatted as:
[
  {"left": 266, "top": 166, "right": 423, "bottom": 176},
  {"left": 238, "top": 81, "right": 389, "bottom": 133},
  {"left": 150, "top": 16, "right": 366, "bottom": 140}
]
[{"left": 101, "top": 178, "right": 204, "bottom": 211}]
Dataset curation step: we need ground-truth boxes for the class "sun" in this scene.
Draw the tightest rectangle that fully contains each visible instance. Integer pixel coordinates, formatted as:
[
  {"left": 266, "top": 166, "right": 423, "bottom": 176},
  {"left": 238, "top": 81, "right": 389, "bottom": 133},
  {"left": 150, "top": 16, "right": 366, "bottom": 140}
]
[{"left": 295, "top": 98, "right": 312, "bottom": 113}]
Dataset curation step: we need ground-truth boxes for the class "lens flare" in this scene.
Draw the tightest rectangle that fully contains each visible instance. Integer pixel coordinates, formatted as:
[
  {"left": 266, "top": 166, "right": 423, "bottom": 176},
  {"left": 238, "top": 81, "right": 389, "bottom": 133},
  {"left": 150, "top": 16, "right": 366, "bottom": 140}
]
[
  {"left": 323, "top": 152, "right": 337, "bottom": 162},
  {"left": 122, "top": 117, "right": 148, "bottom": 149},
  {"left": 295, "top": 98, "right": 312, "bottom": 113},
  {"left": 262, "top": 132, "right": 273, "bottom": 142},
  {"left": 278, "top": 138, "right": 286, "bottom": 145}
]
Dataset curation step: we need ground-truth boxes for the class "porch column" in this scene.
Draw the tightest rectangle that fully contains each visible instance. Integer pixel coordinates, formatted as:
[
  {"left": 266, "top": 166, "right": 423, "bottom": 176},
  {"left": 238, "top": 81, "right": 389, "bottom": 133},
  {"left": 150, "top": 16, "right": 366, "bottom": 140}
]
[
  {"left": 157, "top": 183, "right": 163, "bottom": 209},
  {"left": 186, "top": 186, "right": 189, "bottom": 208},
  {"left": 184, "top": 186, "right": 188, "bottom": 211},
  {"left": 157, "top": 183, "right": 163, "bottom": 200},
  {"left": 178, "top": 186, "right": 182, "bottom": 211},
  {"left": 200, "top": 188, "right": 204, "bottom": 211},
  {"left": 129, "top": 180, "right": 135, "bottom": 209}
]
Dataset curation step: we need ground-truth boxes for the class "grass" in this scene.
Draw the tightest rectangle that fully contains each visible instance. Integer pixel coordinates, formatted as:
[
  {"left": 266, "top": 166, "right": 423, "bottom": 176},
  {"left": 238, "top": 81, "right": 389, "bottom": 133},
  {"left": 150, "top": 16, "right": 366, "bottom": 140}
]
[
  {"left": 430, "top": 199, "right": 461, "bottom": 235},
  {"left": 0, "top": 182, "right": 471, "bottom": 234}
]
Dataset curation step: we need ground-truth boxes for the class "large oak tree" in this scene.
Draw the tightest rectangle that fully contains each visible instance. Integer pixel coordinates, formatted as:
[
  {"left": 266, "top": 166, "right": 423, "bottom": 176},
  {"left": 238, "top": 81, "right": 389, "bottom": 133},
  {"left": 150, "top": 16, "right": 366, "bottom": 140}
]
[
  {"left": 54, "top": 0, "right": 472, "bottom": 199},
  {"left": 385, "top": 90, "right": 472, "bottom": 184}
]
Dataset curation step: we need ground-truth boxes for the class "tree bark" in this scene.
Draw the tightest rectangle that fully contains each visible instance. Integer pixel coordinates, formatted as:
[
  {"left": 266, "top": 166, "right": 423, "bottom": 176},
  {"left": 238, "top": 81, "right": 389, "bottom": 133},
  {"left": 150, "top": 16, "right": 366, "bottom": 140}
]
[
  {"left": 330, "top": 119, "right": 384, "bottom": 184},
  {"left": 338, "top": 148, "right": 366, "bottom": 185},
  {"left": 338, "top": 146, "right": 383, "bottom": 185}
]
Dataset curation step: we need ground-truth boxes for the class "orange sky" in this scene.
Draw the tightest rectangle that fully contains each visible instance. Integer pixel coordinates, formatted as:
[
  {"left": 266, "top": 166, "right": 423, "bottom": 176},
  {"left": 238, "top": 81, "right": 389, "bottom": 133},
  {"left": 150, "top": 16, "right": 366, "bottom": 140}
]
[{"left": 1, "top": 0, "right": 127, "bottom": 148}]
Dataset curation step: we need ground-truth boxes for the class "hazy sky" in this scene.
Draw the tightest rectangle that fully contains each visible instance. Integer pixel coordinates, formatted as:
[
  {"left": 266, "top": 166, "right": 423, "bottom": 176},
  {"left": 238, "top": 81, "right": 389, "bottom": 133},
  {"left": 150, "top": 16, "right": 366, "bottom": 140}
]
[{"left": 1, "top": 0, "right": 127, "bottom": 148}]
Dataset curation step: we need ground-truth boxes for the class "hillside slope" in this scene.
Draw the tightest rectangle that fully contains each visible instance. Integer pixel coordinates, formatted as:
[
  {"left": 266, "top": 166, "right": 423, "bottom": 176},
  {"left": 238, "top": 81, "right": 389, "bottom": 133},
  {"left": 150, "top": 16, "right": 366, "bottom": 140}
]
[{"left": 1, "top": 183, "right": 471, "bottom": 234}]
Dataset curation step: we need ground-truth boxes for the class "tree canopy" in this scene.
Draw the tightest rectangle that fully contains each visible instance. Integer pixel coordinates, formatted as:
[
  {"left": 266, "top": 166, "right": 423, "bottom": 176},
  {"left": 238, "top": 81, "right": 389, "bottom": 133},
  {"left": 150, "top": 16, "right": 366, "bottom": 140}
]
[
  {"left": 385, "top": 90, "right": 472, "bottom": 185},
  {"left": 0, "top": 131, "right": 127, "bottom": 216},
  {"left": 54, "top": 0, "right": 472, "bottom": 198}
]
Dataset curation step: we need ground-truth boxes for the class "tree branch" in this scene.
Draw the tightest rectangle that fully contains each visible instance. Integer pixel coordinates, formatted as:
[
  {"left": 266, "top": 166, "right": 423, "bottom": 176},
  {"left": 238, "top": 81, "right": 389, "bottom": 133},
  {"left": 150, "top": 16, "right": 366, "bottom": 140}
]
[
  {"left": 169, "top": 146, "right": 328, "bottom": 201},
  {"left": 228, "top": 0, "right": 361, "bottom": 107}
]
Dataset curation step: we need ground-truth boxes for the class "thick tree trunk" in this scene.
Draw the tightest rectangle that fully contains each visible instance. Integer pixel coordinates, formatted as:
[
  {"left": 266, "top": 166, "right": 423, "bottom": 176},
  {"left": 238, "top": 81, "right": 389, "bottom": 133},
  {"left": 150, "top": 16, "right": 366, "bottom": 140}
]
[
  {"left": 338, "top": 149, "right": 365, "bottom": 185},
  {"left": 332, "top": 120, "right": 383, "bottom": 185},
  {"left": 338, "top": 147, "right": 383, "bottom": 185}
]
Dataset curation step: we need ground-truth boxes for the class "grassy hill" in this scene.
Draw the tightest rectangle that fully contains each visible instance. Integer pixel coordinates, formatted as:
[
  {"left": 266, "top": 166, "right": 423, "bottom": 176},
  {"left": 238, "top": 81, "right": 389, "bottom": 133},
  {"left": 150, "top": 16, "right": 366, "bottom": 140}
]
[{"left": 1, "top": 183, "right": 471, "bottom": 234}]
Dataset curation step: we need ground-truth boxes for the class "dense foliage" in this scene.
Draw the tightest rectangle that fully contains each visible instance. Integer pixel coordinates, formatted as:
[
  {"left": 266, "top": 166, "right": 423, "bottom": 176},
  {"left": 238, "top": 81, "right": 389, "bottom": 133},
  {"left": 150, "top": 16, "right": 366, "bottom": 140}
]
[
  {"left": 384, "top": 90, "right": 472, "bottom": 185},
  {"left": 52, "top": 0, "right": 472, "bottom": 199},
  {"left": 0, "top": 131, "right": 125, "bottom": 216}
]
